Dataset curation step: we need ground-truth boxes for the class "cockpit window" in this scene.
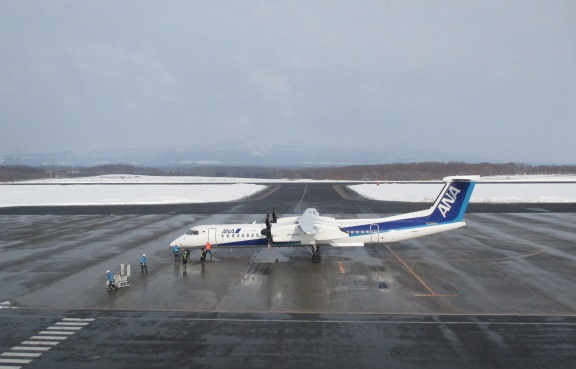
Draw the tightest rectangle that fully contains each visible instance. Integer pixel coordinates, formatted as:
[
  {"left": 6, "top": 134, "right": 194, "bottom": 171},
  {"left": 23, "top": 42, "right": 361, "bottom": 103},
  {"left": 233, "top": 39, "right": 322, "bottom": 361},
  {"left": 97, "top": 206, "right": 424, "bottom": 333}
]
[{"left": 186, "top": 230, "right": 199, "bottom": 235}]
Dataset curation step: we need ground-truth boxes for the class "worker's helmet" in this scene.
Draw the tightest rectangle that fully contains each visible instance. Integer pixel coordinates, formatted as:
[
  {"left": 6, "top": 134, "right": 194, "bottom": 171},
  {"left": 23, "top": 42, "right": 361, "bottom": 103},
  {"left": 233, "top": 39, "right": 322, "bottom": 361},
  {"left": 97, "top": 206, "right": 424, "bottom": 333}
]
[
  {"left": 143, "top": 254, "right": 146, "bottom": 257},
  {"left": 106, "top": 270, "right": 110, "bottom": 273}
]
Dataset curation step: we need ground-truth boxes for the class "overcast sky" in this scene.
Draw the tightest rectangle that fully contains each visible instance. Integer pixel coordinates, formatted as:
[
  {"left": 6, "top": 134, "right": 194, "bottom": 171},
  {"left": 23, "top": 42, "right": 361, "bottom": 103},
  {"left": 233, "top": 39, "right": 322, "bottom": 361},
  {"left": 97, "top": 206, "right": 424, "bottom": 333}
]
[{"left": 1, "top": 1, "right": 575, "bottom": 165}]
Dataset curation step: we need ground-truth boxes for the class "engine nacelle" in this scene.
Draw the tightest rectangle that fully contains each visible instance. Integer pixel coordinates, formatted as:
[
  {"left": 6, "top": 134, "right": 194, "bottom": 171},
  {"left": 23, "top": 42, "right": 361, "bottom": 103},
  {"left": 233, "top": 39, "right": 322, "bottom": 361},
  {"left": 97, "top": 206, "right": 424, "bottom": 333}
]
[
  {"left": 270, "top": 223, "right": 349, "bottom": 243},
  {"left": 270, "top": 224, "right": 303, "bottom": 242}
]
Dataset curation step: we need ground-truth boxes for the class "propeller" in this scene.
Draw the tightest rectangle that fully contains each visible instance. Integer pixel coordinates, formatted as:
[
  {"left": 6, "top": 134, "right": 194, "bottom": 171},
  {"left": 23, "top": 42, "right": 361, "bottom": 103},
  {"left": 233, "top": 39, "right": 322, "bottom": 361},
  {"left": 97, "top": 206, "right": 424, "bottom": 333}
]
[{"left": 260, "top": 209, "right": 276, "bottom": 249}]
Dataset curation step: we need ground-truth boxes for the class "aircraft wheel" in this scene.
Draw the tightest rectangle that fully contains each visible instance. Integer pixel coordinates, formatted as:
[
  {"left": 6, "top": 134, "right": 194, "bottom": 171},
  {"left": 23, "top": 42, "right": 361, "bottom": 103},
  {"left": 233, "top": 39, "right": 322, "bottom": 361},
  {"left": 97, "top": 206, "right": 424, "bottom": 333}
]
[{"left": 312, "top": 254, "right": 321, "bottom": 263}]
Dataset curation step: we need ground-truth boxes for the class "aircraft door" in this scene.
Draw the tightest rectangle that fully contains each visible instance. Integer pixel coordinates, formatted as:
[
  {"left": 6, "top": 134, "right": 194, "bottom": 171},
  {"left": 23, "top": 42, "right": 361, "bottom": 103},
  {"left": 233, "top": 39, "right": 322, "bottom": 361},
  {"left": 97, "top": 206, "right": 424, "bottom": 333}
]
[
  {"left": 370, "top": 224, "right": 379, "bottom": 243},
  {"left": 208, "top": 228, "right": 218, "bottom": 245}
]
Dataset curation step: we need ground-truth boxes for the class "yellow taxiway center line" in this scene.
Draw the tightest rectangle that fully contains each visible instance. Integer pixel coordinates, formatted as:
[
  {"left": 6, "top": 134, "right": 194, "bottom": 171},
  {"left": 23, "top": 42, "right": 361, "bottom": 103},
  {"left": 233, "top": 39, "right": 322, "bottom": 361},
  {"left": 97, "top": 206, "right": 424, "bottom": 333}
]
[{"left": 386, "top": 245, "right": 454, "bottom": 297}]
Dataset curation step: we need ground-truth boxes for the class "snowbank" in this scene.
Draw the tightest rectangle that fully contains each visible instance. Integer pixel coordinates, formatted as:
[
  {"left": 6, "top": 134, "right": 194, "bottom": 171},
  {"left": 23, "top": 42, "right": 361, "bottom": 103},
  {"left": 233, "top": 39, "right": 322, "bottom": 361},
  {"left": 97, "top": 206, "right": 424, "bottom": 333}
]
[
  {"left": 349, "top": 176, "right": 576, "bottom": 203},
  {"left": 2, "top": 175, "right": 576, "bottom": 207}
]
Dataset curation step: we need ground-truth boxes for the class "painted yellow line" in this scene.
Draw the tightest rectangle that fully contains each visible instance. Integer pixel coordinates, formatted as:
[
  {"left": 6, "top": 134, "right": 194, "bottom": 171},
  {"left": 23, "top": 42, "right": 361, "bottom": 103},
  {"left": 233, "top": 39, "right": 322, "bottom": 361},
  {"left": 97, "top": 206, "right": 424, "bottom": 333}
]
[
  {"left": 338, "top": 261, "right": 346, "bottom": 274},
  {"left": 386, "top": 245, "right": 454, "bottom": 297}
]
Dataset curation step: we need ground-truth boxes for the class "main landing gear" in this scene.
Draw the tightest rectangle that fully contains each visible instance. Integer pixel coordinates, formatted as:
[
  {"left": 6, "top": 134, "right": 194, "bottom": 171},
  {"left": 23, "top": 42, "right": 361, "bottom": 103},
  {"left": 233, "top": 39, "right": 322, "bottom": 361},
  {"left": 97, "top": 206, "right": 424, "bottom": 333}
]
[{"left": 310, "top": 245, "right": 321, "bottom": 264}]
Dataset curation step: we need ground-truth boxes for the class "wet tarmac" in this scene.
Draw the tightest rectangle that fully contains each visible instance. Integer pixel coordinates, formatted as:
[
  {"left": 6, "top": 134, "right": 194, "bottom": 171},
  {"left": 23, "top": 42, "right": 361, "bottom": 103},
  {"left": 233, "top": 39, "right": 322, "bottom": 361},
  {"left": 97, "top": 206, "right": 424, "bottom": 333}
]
[{"left": 1, "top": 182, "right": 576, "bottom": 368}]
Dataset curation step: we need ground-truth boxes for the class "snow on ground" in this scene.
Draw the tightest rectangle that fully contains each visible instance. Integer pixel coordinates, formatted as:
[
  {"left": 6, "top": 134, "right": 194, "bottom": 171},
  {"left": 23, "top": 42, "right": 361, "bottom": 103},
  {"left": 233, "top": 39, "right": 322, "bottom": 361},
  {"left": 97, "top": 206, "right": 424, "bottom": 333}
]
[
  {"left": 1, "top": 175, "right": 576, "bottom": 207},
  {"left": 349, "top": 176, "right": 576, "bottom": 203},
  {"left": 0, "top": 182, "right": 266, "bottom": 207}
]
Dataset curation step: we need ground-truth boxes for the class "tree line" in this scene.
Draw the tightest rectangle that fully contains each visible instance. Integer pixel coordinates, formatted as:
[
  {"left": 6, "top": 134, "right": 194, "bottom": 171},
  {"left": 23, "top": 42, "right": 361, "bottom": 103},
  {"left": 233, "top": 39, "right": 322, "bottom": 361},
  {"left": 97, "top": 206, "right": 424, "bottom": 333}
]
[{"left": 2, "top": 162, "right": 576, "bottom": 182}]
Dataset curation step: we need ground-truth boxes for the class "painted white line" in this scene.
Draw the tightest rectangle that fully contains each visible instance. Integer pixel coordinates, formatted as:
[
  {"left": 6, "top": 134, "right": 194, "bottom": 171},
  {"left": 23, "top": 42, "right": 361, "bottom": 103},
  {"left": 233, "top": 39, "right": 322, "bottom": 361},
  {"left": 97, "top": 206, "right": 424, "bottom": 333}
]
[
  {"left": 1, "top": 353, "right": 41, "bottom": 358},
  {"left": 0, "top": 315, "right": 95, "bottom": 369},
  {"left": 29, "top": 336, "right": 67, "bottom": 341},
  {"left": 39, "top": 330, "right": 75, "bottom": 335},
  {"left": 21, "top": 341, "right": 60, "bottom": 346},
  {"left": 0, "top": 359, "right": 32, "bottom": 364},
  {"left": 47, "top": 326, "right": 82, "bottom": 331},
  {"left": 62, "top": 318, "right": 95, "bottom": 322},
  {"left": 11, "top": 346, "right": 50, "bottom": 352}
]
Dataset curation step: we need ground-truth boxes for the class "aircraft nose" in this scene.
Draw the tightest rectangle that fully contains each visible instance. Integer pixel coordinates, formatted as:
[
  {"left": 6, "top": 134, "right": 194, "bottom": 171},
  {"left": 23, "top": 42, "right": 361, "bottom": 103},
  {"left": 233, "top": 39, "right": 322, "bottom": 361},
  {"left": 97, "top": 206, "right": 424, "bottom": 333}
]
[{"left": 170, "top": 236, "right": 183, "bottom": 247}]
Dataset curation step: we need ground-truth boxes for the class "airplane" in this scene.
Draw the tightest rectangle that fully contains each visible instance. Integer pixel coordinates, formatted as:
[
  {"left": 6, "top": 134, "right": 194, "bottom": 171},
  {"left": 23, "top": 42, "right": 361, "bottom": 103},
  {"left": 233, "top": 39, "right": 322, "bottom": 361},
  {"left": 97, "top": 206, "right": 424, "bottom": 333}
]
[{"left": 169, "top": 176, "right": 478, "bottom": 263}]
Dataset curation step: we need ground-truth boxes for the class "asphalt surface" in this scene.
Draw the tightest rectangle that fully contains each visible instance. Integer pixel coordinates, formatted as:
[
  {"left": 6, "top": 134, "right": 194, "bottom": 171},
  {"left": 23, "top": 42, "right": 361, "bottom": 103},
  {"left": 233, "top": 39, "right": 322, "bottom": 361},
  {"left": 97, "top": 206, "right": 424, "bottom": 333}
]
[{"left": 1, "top": 182, "right": 576, "bottom": 368}]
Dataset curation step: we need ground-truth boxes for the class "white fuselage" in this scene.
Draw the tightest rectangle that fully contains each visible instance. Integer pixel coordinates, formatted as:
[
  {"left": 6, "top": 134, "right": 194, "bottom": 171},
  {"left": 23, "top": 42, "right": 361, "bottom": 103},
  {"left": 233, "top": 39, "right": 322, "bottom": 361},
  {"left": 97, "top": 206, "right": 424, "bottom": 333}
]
[
  {"left": 169, "top": 176, "right": 477, "bottom": 251},
  {"left": 169, "top": 214, "right": 467, "bottom": 249}
]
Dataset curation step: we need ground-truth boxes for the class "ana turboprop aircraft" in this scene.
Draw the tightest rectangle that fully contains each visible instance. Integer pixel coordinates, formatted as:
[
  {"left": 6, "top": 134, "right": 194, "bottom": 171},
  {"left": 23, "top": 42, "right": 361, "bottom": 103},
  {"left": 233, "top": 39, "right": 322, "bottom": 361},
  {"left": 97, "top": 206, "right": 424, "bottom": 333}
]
[{"left": 170, "top": 176, "right": 478, "bottom": 263}]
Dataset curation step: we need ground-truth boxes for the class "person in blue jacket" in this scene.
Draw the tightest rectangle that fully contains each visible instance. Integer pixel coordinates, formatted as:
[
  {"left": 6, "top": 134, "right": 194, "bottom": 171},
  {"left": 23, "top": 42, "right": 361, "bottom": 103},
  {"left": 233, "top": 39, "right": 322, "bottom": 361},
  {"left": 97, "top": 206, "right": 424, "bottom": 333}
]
[
  {"left": 172, "top": 245, "right": 180, "bottom": 262},
  {"left": 140, "top": 254, "right": 148, "bottom": 273},
  {"left": 106, "top": 270, "right": 117, "bottom": 290}
]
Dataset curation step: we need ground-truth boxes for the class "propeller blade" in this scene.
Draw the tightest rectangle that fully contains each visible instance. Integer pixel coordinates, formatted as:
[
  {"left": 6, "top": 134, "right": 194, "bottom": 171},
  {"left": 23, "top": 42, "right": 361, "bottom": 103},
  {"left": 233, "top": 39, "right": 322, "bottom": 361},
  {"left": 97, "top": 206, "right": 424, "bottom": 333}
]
[{"left": 262, "top": 211, "right": 274, "bottom": 247}]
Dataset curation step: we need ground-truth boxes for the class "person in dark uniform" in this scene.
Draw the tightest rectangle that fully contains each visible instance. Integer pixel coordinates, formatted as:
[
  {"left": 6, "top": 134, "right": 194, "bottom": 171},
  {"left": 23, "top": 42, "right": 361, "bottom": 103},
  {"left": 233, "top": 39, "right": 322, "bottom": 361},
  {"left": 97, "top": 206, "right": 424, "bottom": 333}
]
[
  {"left": 182, "top": 247, "right": 190, "bottom": 269},
  {"left": 200, "top": 248, "right": 207, "bottom": 265}
]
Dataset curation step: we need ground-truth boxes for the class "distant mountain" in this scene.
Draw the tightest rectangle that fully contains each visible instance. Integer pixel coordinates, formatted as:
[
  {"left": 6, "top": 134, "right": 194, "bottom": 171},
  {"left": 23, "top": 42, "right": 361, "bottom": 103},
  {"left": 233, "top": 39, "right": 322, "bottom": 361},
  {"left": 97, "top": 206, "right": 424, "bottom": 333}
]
[{"left": 0, "top": 146, "right": 490, "bottom": 167}]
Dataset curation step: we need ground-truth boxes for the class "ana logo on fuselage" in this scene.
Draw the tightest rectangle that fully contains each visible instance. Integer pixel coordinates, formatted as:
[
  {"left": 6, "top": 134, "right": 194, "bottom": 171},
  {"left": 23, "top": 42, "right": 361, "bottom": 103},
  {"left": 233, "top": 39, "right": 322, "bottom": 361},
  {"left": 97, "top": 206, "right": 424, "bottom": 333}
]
[
  {"left": 222, "top": 228, "right": 241, "bottom": 234},
  {"left": 438, "top": 185, "right": 461, "bottom": 218}
]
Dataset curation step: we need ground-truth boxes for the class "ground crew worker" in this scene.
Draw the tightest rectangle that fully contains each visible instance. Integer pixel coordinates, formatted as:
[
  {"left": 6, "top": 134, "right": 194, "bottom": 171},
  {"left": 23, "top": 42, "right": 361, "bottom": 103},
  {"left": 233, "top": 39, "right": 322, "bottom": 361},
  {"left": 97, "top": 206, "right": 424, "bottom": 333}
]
[
  {"left": 106, "top": 270, "right": 117, "bottom": 290},
  {"left": 200, "top": 248, "right": 207, "bottom": 265},
  {"left": 140, "top": 254, "right": 148, "bottom": 273},
  {"left": 182, "top": 247, "right": 190, "bottom": 268},
  {"left": 205, "top": 242, "right": 212, "bottom": 260},
  {"left": 172, "top": 244, "right": 180, "bottom": 262}
]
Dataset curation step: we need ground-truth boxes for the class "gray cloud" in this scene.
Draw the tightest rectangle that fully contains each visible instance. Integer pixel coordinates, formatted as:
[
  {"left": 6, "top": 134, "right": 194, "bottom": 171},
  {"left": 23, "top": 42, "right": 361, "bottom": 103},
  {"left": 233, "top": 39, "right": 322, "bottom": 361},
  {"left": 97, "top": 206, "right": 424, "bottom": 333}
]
[{"left": 1, "top": 1, "right": 575, "bottom": 165}]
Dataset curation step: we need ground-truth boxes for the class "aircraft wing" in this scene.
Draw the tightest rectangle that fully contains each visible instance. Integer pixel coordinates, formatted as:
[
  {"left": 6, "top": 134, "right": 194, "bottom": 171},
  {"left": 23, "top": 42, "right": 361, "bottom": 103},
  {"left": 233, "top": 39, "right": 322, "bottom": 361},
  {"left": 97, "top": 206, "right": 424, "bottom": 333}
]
[
  {"left": 296, "top": 208, "right": 349, "bottom": 241},
  {"left": 271, "top": 208, "right": 350, "bottom": 243},
  {"left": 297, "top": 208, "right": 322, "bottom": 234}
]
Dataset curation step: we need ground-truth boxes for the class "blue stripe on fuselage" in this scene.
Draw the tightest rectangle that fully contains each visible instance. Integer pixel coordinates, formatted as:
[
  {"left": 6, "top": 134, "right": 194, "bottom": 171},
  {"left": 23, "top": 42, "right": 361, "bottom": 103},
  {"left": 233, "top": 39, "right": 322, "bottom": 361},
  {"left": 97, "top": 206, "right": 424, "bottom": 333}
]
[
  {"left": 341, "top": 180, "right": 475, "bottom": 237},
  {"left": 342, "top": 217, "right": 433, "bottom": 237},
  {"left": 215, "top": 238, "right": 298, "bottom": 247}
]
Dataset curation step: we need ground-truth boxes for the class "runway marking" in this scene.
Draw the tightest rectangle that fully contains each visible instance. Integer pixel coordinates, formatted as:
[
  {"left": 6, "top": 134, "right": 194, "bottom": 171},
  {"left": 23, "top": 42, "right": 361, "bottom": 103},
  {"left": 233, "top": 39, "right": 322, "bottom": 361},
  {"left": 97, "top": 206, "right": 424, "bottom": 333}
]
[
  {"left": 47, "top": 326, "right": 83, "bottom": 330},
  {"left": 0, "top": 358, "right": 32, "bottom": 364},
  {"left": 386, "top": 245, "right": 456, "bottom": 297},
  {"left": 338, "top": 261, "right": 346, "bottom": 274},
  {"left": 20, "top": 341, "right": 60, "bottom": 346},
  {"left": 38, "top": 331, "right": 75, "bottom": 335},
  {"left": 29, "top": 336, "right": 67, "bottom": 341},
  {"left": 1, "top": 353, "right": 41, "bottom": 358},
  {"left": 298, "top": 184, "right": 308, "bottom": 205},
  {"left": 0, "top": 317, "right": 95, "bottom": 368},
  {"left": 10, "top": 347, "right": 50, "bottom": 352}
]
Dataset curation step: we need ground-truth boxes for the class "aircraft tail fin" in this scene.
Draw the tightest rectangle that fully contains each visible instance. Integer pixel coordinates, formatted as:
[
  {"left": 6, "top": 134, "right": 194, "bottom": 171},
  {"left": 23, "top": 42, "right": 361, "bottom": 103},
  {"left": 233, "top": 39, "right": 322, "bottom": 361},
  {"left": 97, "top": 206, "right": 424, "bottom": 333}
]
[{"left": 425, "top": 176, "right": 478, "bottom": 223}]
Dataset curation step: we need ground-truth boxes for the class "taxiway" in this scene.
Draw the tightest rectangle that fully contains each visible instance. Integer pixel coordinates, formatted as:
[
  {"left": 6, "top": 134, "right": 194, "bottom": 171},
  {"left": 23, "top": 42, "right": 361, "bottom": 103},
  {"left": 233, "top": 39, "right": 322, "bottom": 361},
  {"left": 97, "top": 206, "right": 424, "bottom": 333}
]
[{"left": 1, "top": 182, "right": 575, "bottom": 368}]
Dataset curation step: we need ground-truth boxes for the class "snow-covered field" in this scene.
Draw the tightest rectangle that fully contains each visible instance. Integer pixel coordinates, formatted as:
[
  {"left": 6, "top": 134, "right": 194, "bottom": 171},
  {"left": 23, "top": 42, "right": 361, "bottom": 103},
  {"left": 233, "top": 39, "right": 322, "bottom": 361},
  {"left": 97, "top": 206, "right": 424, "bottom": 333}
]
[
  {"left": 350, "top": 181, "right": 576, "bottom": 203},
  {"left": 1, "top": 175, "right": 575, "bottom": 207}
]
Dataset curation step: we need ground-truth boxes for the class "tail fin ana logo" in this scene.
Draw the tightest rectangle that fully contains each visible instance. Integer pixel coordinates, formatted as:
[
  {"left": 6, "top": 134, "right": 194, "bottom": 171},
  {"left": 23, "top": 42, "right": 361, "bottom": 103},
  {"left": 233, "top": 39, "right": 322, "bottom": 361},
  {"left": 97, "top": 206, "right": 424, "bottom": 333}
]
[{"left": 438, "top": 185, "right": 461, "bottom": 218}]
